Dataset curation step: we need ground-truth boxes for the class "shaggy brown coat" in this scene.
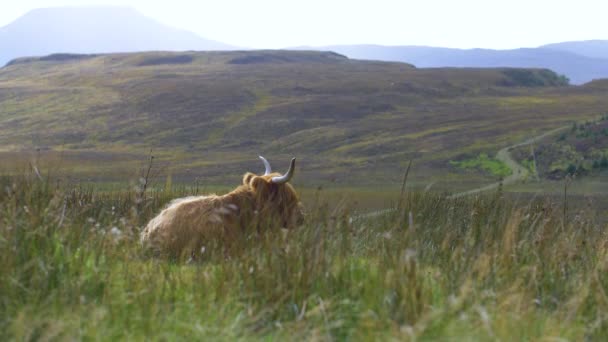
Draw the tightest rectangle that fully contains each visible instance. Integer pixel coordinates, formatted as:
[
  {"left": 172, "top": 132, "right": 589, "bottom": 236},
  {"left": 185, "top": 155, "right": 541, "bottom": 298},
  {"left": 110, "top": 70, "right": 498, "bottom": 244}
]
[{"left": 140, "top": 171, "right": 304, "bottom": 258}]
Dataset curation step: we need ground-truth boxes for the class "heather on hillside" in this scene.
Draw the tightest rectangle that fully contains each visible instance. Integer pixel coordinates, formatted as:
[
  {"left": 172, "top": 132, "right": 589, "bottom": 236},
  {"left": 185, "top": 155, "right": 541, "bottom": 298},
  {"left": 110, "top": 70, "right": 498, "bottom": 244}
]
[{"left": 2, "top": 51, "right": 608, "bottom": 186}]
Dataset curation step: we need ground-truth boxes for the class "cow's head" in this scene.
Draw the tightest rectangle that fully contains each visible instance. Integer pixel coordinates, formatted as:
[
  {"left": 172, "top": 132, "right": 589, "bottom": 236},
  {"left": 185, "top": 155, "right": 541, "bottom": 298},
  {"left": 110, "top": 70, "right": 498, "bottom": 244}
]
[{"left": 243, "top": 156, "right": 305, "bottom": 229}]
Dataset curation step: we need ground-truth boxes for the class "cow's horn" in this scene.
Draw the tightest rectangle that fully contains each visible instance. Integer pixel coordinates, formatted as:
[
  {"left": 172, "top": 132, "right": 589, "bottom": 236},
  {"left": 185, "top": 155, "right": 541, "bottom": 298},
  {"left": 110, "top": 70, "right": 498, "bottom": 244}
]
[
  {"left": 271, "top": 158, "right": 296, "bottom": 184},
  {"left": 259, "top": 156, "right": 272, "bottom": 175}
]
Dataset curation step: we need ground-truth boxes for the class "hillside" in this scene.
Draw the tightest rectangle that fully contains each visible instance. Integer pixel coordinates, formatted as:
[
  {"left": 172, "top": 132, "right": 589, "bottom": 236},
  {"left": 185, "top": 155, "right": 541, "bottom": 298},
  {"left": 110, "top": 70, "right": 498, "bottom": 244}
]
[
  {"left": 1, "top": 50, "right": 606, "bottom": 187},
  {"left": 300, "top": 44, "right": 608, "bottom": 84},
  {"left": 511, "top": 116, "right": 608, "bottom": 180},
  {"left": 0, "top": 6, "right": 235, "bottom": 67}
]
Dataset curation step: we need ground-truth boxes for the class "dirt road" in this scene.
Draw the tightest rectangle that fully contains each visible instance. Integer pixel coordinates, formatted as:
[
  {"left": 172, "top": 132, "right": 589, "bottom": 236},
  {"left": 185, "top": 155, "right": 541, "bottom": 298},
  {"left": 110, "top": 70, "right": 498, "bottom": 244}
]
[
  {"left": 351, "top": 126, "right": 570, "bottom": 221},
  {"left": 449, "top": 126, "right": 568, "bottom": 198},
  {"left": 353, "top": 126, "right": 569, "bottom": 220}
]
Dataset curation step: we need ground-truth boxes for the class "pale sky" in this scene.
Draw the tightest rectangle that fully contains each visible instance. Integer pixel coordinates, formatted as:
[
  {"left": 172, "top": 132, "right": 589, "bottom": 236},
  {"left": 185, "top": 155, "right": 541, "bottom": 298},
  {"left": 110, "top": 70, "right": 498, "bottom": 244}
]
[{"left": 0, "top": 0, "right": 606, "bottom": 49}]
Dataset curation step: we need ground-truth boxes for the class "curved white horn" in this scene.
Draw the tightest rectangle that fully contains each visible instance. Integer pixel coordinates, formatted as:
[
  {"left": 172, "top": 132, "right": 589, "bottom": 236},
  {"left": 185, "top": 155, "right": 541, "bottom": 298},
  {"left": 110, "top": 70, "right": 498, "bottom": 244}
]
[
  {"left": 271, "top": 158, "right": 296, "bottom": 184},
  {"left": 259, "top": 156, "right": 272, "bottom": 175}
]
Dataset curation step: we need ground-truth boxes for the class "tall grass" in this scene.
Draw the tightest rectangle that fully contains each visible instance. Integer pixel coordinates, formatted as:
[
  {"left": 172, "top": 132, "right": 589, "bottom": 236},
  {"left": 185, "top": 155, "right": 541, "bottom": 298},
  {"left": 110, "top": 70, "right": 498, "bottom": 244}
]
[{"left": 1, "top": 172, "right": 607, "bottom": 340}]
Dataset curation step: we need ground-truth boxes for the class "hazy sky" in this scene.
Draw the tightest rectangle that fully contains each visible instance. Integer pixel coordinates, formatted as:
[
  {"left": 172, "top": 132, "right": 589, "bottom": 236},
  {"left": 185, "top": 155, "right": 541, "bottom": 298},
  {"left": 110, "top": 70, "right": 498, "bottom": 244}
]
[{"left": 0, "top": 0, "right": 606, "bottom": 49}]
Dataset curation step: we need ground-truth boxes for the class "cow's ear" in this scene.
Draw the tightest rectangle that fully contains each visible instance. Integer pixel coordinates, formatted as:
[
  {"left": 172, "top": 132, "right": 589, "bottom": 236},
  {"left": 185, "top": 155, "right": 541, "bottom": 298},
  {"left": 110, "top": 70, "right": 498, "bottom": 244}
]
[
  {"left": 249, "top": 176, "right": 271, "bottom": 199},
  {"left": 249, "top": 176, "right": 268, "bottom": 191},
  {"left": 243, "top": 172, "right": 256, "bottom": 185}
]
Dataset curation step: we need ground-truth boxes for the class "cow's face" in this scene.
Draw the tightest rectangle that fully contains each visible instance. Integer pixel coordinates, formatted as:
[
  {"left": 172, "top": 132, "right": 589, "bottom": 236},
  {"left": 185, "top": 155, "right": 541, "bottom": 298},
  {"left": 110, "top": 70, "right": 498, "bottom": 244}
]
[{"left": 244, "top": 157, "right": 304, "bottom": 229}]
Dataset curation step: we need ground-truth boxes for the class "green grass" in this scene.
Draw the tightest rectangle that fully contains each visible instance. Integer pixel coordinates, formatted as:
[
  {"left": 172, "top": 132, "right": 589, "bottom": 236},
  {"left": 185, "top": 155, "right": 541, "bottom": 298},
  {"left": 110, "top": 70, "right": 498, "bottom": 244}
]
[
  {"left": 521, "top": 158, "right": 536, "bottom": 174},
  {"left": 2, "top": 173, "right": 608, "bottom": 340},
  {"left": 451, "top": 153, "right": 512, "bottom": 177}
]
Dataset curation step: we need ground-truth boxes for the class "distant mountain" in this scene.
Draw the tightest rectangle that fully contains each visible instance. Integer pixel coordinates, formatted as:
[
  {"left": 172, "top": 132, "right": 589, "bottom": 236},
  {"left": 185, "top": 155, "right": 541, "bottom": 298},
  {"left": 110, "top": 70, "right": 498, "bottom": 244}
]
[
  {"left": 541, "top": 40, "right": 608, "bottom": 59},
  {"left": 0, "top": 6, "right": 236, "bottom": 66},
  {"left": 299, "top": 44, "right": 608, "bottom": 84}
]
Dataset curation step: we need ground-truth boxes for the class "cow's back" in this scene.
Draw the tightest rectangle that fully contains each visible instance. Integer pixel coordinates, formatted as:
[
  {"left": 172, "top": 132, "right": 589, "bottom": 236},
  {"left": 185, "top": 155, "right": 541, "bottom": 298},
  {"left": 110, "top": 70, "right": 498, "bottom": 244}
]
[{"left": 141, "top": 195, "right": 224, "bottom": 257}]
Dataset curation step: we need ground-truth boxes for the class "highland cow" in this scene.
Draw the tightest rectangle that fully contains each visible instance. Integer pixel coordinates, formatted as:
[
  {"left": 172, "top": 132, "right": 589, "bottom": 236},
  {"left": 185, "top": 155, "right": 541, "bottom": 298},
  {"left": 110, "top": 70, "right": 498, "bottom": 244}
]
[{"left": 140, "top": 156, "right": 304, "bottom": 258}]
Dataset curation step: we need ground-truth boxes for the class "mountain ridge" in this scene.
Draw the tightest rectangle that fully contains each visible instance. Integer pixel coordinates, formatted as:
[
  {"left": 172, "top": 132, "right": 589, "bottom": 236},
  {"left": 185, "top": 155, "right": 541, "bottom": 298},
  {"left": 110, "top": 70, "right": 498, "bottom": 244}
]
[
  {"left": 541, "top": 40, "right": 608, "bottom": 59},
  {"left": 2, "top": 6, "right": 607, "bottom": 84},
  {"left": 0, "top": 6, "right": 237, "bottom": 67},
  {"left": 294, "top": 43, "right": 608, "bottom": 84}
]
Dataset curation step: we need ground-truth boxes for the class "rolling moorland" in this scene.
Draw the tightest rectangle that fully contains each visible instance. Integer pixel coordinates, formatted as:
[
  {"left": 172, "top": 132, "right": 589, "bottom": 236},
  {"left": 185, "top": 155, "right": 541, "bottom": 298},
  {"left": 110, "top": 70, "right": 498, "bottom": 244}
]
[
  {"left": 2, "top": 50, "right": 608, "bottom": 192},
  {"left": 3, "top": 49, "right": 608, "bottom": 339}
]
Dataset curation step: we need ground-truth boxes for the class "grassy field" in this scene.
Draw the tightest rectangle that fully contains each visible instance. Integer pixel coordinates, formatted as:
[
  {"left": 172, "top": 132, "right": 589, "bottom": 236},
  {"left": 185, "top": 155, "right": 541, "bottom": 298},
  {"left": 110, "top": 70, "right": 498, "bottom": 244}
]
[
  {"left": 2, "top": 50, "right": 608, "bottom": 339},
  {"left": 2, "top": 172, "right": 608, "bottom": 340},
  {"left": 2, "top": 50, "right": 608, "bottom": 186}
]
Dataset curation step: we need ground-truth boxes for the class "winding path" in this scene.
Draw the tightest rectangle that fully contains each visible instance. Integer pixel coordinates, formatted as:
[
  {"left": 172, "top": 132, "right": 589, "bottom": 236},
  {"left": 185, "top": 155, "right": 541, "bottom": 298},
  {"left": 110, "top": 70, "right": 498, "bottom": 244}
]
[
  {"left": 353, "top": 126, "right": 569, "bottom": 220},
  {"left": 449, "top": 126, "right": 569, "bottom": 198}
]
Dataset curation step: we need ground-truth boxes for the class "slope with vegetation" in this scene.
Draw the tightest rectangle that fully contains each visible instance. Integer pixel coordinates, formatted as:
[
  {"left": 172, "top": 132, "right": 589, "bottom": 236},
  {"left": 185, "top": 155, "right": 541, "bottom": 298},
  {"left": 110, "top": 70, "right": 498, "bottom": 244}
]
[
  {"left": 512, "top": 112, "right": 608, "bottom": 180},
  {"left": 1, "top": 50, "right": 607, "bottom": 189}
]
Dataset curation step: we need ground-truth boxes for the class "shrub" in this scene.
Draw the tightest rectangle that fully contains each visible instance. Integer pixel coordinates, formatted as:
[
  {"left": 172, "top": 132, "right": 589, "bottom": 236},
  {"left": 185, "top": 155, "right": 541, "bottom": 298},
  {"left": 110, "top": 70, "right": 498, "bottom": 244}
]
[{"left": 566, "top": 163, "right": 577, "bottom": 175}]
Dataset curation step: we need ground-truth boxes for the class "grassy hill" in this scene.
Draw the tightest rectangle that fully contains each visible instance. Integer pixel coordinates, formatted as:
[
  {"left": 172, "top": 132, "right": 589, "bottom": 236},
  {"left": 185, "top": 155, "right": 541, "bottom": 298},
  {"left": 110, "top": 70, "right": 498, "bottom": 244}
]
[{"left": 1, "top": 50, "right": 607, "bottom": 188}]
